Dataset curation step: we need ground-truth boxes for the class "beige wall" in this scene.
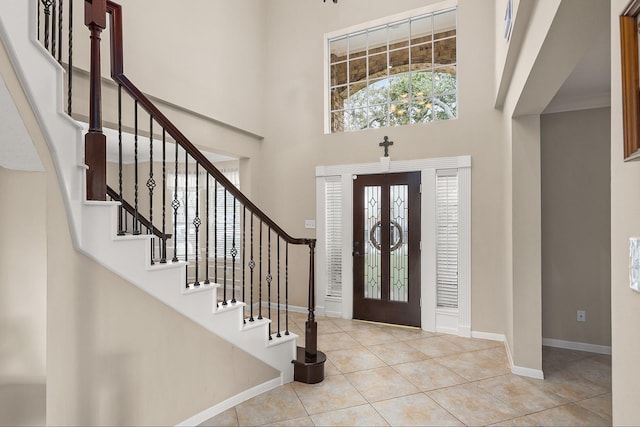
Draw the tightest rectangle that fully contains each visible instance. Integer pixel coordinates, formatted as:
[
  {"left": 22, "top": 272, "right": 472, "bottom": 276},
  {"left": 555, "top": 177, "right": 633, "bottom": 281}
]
[
  {"left": 510, "top": 114, "right": 542, "bottom": 369},
  {"left": 69, "top": 0, "right": 266, "bottom": 136},
  {"left": 541, "top": 108, "right": 611, "bottom": 347},
  {"left": 257, "top": 0, "right": 509, "bottom": 334},
  {"left": 1, "top": 30, "right": 279, "bottom": 425},
  {"left": 611, "top": 0, "right": 640, "bottom": 424},
  {"left": 0, "top": 168, "right": 47, "bottom": 383}
]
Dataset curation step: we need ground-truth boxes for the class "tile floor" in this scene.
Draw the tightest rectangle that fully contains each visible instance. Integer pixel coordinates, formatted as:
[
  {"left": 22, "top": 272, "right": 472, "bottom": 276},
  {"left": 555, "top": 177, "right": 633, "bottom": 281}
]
[{"left": 201, "top": 314, "right": 612, "bottom": 426}]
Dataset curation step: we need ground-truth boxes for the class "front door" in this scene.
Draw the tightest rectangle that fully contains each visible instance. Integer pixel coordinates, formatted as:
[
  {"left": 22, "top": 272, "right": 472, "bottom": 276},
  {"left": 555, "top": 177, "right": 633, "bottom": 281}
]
[{"left": 353, "top": 172, "right": 421, "bottom": 327}]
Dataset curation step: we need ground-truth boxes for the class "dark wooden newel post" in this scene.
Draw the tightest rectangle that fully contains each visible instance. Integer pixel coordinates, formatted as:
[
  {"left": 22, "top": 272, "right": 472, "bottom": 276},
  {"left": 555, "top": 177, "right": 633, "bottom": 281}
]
[
  {"left": 293, "top": 239, "right": 326, "bottom": 384},
  {"left": 84, "top": 0, "right": 107, "bottom": 200}
]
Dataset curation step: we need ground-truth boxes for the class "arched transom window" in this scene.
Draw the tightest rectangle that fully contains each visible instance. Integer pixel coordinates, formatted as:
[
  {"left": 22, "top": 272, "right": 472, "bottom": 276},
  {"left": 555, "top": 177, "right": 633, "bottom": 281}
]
[{"left": 327, "top": 5, "right": 457, "bottom": 133}]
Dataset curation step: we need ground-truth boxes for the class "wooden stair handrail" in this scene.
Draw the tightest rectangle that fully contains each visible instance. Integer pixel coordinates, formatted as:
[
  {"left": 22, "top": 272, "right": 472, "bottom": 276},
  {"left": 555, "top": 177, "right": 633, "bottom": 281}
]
[
  {"left": 106, "top": 185, "right": 172, "bottom": 242},
  {"left": 104, "top": 1, "right": 312, "bottom": 247}
]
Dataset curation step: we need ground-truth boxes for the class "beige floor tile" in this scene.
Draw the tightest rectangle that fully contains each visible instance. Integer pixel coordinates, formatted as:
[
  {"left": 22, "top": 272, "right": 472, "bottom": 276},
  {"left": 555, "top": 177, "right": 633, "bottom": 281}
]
[
  {"left": 488, "top": 415, "right": 543, "bottom": 426},
  {"left": 199, "top": 408, "right": 238, "bottom": 427},
  {"left": 324, "top": 359, "right": 341, "bottom": 377},
  {"left": 393, "top": 359, "right": 467, "bottom": 391},
  {"left": 345, "top": 366, "right": 420, "bottom": 402},
  {"left": 528, "top": 367, "right": 609, "bottom": 402},
  {"left": 368, "top": 341, "right": 428, "bottom": 365},
  {"left": 567, "top": 357, "right": 612, "bottom": 389},
  {"left": 291, "top": 374, "right": 367, "bottom": 415},
  {"left": 329, "top": 318, "right": 376, "bottom": 331},
  {"left": 373, "top": 392, "right": 463, "bottom": 426},
  {"left": 346, "top": 327, "right": 399, "bottom": 346},
  {"left": 441, "top": 335, "right": 503, "bottom": 352},
  {"left": 427, "top": 382, "right": 521, "bottom": 426},
  {"left": 523, "top": 403, "right": 611, "bottom": 426},
  {"left": 542, "top": 346, "right": 592, "bottom": 373},
  {"left": 318, "top": 332, "right": 362, "bottom": 352},
  {"left": 261, "top": 416, "right": 314, "bottom": 426},
  {"left": 235, "top": 384, "right": 307, "bottom": 427},
  {"left": 310, "top": 404, "right": 389, "bottom": 426},
  {"left": 316, "top": 318, "right": 342, "bottom": 335},
  {"left": 476, "top": 374, "right": 568, "bottom": 414},
  {"left": 575, "top": 393, "right": 612, "bottom": 421},
  {"left": 435, "top": 348, "right": 511, "bottom": 381},
  {"left": 325, "top": 347, "right": 386, "bottom": 373},
  {"left": 406, "top": 336, "right": 465, "bottom": 358},
  {"left": 381, "top": 325, "right": 439, "bottom": 341}
]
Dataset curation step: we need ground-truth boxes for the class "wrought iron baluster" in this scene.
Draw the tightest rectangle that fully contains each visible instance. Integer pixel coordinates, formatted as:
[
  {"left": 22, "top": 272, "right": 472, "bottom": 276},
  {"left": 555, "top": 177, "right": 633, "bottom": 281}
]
[
  {"left": 42, "top": 0, "right": 52, "bottom": 51},
  {"left": 57, "top": 0, "right": 63, "bottom": 63},
  {"left": 117, "top": 85, "right": 124, "bottom": 235},
  {"left": 161, "top": 129, "right": 167, "bottom": 263},
  {"left": 204, "top": 174, "right": 210, "bottom": 284},
  {"left": 133, "top": 100, "right": 140, "bottom": 235},
  {"left": 214, "top": 180, "right": 218, "bottom": 283},
  {"left": 184, "top": 150, "right": 188, "bottom": 286},
  {"left": 222, "top": 188, "right": 228, "bottom": 306},
  {"left": 242, "top": 206, "right": 246, "bottom": 323},
  {"left": 37, "top": 0, "right": 41, "bottom": 42},
  {"left": 147, "top": 116, "right": 156, "bottom": 264},
  {"left": 193, "top": 164, "right": 200, "bottom": 287},
  {"left": 171, "top": 143, "right": 179, "bottom": 263},
  {"left": 277, "top": 237, "right": 281, "bottom": 337},
  {"left": 267, "top": 227, "right": 272, "bottom": 339},
  {"left": 258, "top": 221, "right": 263, "bottom": 320},
  {"left": 285, "top": 243, "right": 289, "bottom": 335},
  {"left": 231, "top": 198, "right": 237, "bottom": 304},
  {"left": 51, "top": 0, "right": 56, "bottom": 56},
  {"left": 249, "top": 213, "right": 255, "bottom": 322},
  {"left": 67, "top": 0, "right": 72, "bottom": 115}
]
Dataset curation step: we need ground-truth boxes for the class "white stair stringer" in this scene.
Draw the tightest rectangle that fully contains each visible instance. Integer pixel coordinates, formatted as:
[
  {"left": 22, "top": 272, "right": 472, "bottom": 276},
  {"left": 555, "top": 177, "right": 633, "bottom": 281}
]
[
  {"left": 82, "top": 200, "right": 298, "bottom": 383},
  {"left": 0, "top": 0, "right": 298, "bottom": 388}
]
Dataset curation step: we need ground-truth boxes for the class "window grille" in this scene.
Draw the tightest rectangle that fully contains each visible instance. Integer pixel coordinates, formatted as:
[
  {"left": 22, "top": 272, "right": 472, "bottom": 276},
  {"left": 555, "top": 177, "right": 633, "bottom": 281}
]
[{"left": 328, "top": 6, "right": 457, "bottom": 133}]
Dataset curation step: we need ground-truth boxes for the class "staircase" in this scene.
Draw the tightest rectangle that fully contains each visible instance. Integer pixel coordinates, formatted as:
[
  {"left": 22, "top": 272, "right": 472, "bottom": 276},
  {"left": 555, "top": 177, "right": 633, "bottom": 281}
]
[{"left": 0, "top": 0, "right": 324, "bottom": 415}]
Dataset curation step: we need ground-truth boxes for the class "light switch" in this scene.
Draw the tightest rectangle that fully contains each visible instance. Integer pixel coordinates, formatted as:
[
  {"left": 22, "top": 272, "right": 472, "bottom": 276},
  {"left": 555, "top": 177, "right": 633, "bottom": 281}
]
[{"left": 305, "top": 220, "right": 316, "bottom": 229}]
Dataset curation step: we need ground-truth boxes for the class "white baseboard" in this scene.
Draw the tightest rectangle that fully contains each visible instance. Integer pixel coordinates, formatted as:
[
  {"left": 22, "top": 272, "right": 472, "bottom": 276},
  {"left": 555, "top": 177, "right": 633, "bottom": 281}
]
[
  {"left": 471, "top": 331, "right": 506, "bottom": 342},
  {"left": 503, "top": 336, "right": 544, "bottom": 379},
  {"left": 542, "top": 337, "right": 612, "bottom": 355},
  {"left": 177, "top": 376, "right": 282, "bottom": 426}
]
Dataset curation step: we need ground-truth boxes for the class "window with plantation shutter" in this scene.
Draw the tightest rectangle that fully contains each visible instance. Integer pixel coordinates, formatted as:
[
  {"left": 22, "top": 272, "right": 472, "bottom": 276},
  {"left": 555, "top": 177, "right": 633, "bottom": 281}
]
[
  {"left": 436, "top": 171, "right": 458, "bottom": 309},
  {"left": 169, "top": 172, "right": 199, "bottom": 259},
  {"left": 209, "top": 168, "right": 240, "bottom": 260},
  {"left": 325, "top": 177, "right": 343, "bottom": 297}
]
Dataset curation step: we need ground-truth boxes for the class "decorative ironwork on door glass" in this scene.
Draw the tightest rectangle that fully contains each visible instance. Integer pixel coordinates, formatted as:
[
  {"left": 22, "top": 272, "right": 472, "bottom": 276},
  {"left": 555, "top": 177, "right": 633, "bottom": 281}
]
[
  {"left": 390, "top": 184, "right": 409, "bottom": 302},
  {"left": 364, "top": 185, "right": 381, "bottom": 300}
]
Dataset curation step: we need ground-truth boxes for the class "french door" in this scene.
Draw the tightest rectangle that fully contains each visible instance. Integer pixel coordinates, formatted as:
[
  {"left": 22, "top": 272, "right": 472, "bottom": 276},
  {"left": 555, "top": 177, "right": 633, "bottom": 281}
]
[{"left": 352, "top": 172, "right": 421, "bottom": 327}]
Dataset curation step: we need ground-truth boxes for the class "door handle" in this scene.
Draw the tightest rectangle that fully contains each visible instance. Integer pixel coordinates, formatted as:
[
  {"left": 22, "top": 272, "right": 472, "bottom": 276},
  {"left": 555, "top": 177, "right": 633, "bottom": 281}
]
[{"left": 352, "top": 241, "right": 364, "bottom": 257}]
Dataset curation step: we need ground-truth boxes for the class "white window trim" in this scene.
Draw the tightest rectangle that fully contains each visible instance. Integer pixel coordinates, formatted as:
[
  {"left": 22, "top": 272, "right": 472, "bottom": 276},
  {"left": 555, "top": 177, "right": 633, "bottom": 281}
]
[
  {"left": 315, "top": 155, "right": 471, "bottom": 336},
  {"left": 323, "top": 0, "right": 459, "bottom": 134}
]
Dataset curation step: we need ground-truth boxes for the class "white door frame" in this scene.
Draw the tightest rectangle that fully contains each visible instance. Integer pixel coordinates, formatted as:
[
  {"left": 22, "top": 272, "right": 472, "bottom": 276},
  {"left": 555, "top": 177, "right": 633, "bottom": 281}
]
[{"left": 315, "top": 155, "right": 471, "bottom": 335}]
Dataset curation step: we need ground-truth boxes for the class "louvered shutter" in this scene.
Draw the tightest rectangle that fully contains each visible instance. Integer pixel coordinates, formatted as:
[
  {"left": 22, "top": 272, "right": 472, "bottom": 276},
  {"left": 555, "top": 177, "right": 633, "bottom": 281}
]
[
  {"left": 436, "top": 171, "right": 458, "bottom": 309},
  {"left": 325, "top": 177, "right": 342, "bottom": 297},
  {"left": 209, "top": 168, "right": 240, "bottom": 259}
]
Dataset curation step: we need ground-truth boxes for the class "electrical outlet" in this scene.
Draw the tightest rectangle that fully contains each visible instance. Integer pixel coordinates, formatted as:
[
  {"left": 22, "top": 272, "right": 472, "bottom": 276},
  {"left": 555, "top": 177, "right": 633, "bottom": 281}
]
[
  {"left": 577, "top": 310, "right": 586, "bottom": 322},
  {"left": 304, "top": 220, "right": 316, "bottom": 229}
]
